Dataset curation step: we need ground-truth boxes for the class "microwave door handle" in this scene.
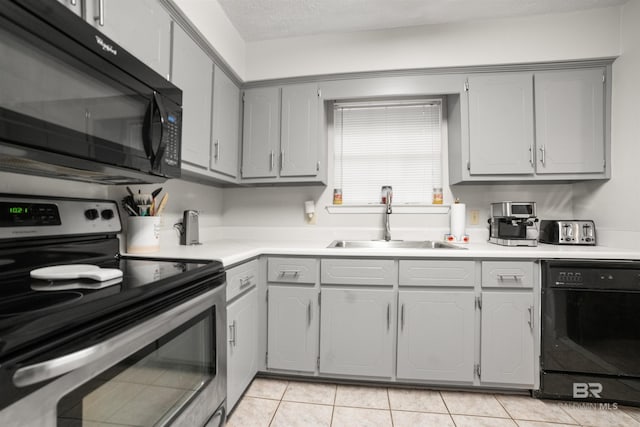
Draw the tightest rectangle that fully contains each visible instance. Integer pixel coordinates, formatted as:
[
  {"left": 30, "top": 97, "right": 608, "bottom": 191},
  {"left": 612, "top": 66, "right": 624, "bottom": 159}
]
[{"left": 143, "top": 92, "right": 168, "bottom": 170}]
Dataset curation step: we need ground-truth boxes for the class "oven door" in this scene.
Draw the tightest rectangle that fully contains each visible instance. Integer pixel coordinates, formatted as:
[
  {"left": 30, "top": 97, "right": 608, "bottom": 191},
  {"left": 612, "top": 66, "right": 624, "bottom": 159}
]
[
  {"left": 541, "top": 284, "right": 640, "bottom": 404},
  {"left": 0, "top": 285, "right": 226, "bottom": 427},
  {"left": 0, "top": 1, "right": 181, "bottom": 182}
]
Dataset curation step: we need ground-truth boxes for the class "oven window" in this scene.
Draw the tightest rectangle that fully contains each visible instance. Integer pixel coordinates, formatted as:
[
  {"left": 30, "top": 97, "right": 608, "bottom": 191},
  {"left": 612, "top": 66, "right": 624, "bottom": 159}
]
[
  {"left": 57, "top": 308, "right": 215, "bottom": 426},
  {"left": 543, "top": 289, "right": 640, "bottom": 376}
]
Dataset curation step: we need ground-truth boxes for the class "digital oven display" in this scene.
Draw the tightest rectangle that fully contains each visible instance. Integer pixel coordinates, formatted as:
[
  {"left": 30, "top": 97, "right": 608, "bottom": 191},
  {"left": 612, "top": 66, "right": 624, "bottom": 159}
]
[{"left": 0, "top": 202, "right": 61, "bottom": 227}]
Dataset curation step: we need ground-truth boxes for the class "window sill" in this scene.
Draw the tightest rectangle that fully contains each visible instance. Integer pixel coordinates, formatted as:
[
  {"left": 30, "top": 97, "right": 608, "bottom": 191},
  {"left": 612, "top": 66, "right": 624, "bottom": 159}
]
[{"left": 325, "top": 204, "right": 450, "bottom": 214}]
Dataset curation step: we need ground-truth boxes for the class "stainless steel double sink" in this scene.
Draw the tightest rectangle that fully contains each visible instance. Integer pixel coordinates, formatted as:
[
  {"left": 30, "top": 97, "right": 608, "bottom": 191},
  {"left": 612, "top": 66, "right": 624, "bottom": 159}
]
[{"left": 327, "top": 240, "right": 465, "bottom": 249}]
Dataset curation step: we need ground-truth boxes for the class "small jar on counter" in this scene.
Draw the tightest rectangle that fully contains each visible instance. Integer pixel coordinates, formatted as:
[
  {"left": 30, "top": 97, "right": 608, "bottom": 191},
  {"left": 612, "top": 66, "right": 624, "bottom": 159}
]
[
  {"left": 333, "top": 188, "right": 343, "bottom": 205},
  {"left": 432, "top": 187, "right": 443, "bottom": 204}
]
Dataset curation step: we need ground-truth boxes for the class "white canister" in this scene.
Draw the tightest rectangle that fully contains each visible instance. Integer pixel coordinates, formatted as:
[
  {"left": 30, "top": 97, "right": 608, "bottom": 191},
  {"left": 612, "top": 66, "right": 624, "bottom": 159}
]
[{"left": 126, "top": 216, "right": 161, "bottom": 253}]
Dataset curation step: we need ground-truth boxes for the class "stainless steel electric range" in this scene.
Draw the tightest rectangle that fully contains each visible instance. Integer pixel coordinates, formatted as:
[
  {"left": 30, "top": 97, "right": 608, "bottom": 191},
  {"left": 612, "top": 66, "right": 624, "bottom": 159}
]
[{"left": 0, "top": 194, "right": 226, "bottom": 427}]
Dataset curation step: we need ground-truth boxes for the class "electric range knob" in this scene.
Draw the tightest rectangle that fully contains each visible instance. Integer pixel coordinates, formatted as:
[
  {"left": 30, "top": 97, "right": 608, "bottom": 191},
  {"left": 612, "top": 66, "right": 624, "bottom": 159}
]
[
  {"left": 84, "top": 209, "right": 99, "bottom": 220},
  {"left": 101, "top": 209, "right": 114, "bottom": 220}
]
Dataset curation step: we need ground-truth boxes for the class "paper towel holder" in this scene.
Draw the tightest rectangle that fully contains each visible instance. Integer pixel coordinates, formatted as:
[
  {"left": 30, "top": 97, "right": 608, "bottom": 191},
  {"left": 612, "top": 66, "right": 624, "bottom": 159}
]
[{"left": 445, "top": 199, "right": 469, "bottom": 243}]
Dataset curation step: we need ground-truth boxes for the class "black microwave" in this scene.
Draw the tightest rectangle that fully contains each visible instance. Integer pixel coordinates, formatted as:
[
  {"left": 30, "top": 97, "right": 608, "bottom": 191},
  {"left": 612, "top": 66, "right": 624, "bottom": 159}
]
[{"left": 0, "top": 0, "right": 182, "bottom": 184}]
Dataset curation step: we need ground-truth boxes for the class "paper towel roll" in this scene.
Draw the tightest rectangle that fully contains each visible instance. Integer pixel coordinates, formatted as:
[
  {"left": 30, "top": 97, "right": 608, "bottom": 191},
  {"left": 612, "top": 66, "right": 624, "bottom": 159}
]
[{"left": 450, "top": 203, "right": 466, "bottom": 240}]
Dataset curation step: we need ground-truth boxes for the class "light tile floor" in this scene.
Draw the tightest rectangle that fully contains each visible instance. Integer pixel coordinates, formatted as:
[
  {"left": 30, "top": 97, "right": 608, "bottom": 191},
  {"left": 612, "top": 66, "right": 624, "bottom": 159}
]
[{"left": 227, "top": 378, "right": 640, "bottom": 427}]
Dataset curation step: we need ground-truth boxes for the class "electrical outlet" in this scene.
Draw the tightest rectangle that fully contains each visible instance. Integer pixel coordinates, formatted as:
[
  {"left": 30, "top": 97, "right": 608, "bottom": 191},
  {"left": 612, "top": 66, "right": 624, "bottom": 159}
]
[{"left": 470, "top": 210, "right": 480, "bottom": 225}]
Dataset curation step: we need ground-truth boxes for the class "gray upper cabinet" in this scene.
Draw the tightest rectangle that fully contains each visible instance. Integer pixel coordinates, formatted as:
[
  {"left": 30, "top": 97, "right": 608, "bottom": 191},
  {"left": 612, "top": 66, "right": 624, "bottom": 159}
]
[
  {"left": 534, "top": 68, "right": 605, "bottom": 174},
  {"left": 211, "top": 65, "right": 240, "bottom": 178},
  {"left": 241, "top": 87, "right": 280, "bottom": 179},
  {"left": 242, "top": 83, "right": 325, "bottom": 184},
  {"left": 280, "top": 83, "right": 320, "bottom": 177},
  {"left": 86, "top": 0, "right": 172, "bottom": 79},
  {"left": 468, "top": 73, "right": 535, "bottom": 175},
  {"left": 171, "top": 24, "right": 213, "bottom": 169},
  {"left": 450, "top": 65, "right": 610, "bottom": 184}
]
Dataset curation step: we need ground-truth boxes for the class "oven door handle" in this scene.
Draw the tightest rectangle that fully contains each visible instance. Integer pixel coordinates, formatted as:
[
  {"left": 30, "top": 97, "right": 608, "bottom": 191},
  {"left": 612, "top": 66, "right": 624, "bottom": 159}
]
[{"left": 13, "top": 341, "right": 109, "bottom": 388}]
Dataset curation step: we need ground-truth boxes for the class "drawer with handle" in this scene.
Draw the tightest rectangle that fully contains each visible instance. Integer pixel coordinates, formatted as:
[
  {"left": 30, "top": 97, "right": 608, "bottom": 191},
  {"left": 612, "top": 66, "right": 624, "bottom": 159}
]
[
  {"left": 481, "top": 261, "right": 534, "bottom": 288},
  {"left": 227, "top": 259, "right": 259, "bottom": 301},
  {"left": 267, "top": 257, "right": 317, "bottom": 284}
]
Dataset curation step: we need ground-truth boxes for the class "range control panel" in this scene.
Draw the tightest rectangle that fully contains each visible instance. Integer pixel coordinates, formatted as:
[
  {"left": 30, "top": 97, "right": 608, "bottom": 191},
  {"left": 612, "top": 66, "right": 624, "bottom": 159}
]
[{"left": 0, "top": 195, "right": 121, "bottom": 240}]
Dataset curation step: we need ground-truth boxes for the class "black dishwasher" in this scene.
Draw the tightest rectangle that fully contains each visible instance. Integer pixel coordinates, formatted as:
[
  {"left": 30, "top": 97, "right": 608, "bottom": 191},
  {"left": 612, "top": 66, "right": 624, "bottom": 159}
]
[{"left": 538, "top": 259, "right": 640, "bottom": 406}]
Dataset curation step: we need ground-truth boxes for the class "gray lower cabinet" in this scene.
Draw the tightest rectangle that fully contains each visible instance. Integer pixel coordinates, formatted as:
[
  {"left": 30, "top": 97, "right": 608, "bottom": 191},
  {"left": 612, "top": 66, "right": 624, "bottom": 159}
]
[
  {"left": 267, "top": 285, "right": 319, "bottom": 372},
  {"left": 227, "top": 286, "right": 258, "bottom": 411},
  {"left": 241, "top": 83, "right": 324, "bottom": 184},
  {"left": 171, "top": 24, "right": 213, "bottom": 169},
  {"left": 397, "top": 290, "right": 475, "bottom": 383},
  {"left": 210, "top": 65, "right": 240, "bottom": 178},
  {"left": 480, "top": 291, "right": 535, "bottom": 386},
  {"left": 86, "top": 0, "right": 172, "bottom": 79},
  {"left": 319, "top": 288, "right": 395, "bottom": 378}
]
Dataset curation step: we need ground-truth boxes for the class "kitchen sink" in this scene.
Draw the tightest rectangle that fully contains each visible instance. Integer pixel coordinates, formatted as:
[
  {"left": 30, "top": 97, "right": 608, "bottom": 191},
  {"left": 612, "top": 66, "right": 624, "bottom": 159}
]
[{"left": 327, "top": 240, "right": 465, "bottom": 249}]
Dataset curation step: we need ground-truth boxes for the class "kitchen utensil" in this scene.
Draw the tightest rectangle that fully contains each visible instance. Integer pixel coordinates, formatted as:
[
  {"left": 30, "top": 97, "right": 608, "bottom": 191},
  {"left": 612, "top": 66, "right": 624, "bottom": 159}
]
[
  {"left": 30, "top": 264, "right": 123, "bottom": 282},
  {"left": 155, "top": 193, "right": 168, "bottom": 216}
]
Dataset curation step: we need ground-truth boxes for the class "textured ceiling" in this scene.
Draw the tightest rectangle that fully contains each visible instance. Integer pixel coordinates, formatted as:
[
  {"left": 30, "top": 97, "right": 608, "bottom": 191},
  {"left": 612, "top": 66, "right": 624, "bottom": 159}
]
[{"left": 217, "top": 0, "right": 628, "bottom": 41}]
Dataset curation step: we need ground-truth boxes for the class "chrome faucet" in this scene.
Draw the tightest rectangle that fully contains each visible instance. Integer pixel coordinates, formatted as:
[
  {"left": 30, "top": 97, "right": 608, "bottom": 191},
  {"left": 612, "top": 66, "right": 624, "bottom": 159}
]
[{"left": 383, "top": 195, "right": 392, "bottom": 241}]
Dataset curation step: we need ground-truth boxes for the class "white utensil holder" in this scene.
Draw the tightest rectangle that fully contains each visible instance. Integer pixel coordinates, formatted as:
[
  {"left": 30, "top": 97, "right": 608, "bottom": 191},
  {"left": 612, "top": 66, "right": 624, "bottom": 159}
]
[{"left": 126, "top": 216, "right": 161, "bottom": 253}]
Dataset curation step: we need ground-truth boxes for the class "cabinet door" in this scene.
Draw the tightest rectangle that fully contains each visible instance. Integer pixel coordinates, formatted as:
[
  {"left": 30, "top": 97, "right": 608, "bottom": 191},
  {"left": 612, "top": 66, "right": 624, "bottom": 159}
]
[
  {"left": 172, "top": 24, "right": 213, "bottom": 169},
  {"left": 280, "top": 83, "right": 319, "bottom": 177},
  {"left": 267, "top": 286, "right": 318, "bottom": 372},
  {"left": 481, "top": 291, "right": 535, "bottom": 386},
  {"left": 227, "top": 287, "right": 258, "bottom": 411},
  {"left": 397, "top": 290, "right": 475, "bottom": 383},
  {"left": 534, "top": 68, "right": 605, "bottom": 174},
  {"left": 242, "top": 87, "right": 280, "bottom": 178},
  {"left": 89, "top": 0, "right": 172, "bottom": 78},
  {"left": 320, "top": 288, "right": 394, "bottom": 377},
  {"left": 468, "top": 73, "right": 534, "bottom": 175},
  {"left": 211, "top": 65, "right": 240, "bottom": 178}
]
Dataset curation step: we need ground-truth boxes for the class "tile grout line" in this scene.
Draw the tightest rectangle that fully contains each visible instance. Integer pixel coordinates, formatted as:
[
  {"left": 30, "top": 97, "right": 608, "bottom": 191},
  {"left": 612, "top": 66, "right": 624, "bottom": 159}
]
[
  {"left": 267, "top": 380, "right": 289, "bottom": 427},
  {"left": 387, "top": 387, "right": 394, "bottom": 427}
]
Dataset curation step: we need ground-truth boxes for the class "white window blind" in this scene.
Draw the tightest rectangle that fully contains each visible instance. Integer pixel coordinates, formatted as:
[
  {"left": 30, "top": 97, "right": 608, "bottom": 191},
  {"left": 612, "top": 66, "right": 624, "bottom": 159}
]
[{"left": 334, "top": 100, "right": 442, "bottom": 205}]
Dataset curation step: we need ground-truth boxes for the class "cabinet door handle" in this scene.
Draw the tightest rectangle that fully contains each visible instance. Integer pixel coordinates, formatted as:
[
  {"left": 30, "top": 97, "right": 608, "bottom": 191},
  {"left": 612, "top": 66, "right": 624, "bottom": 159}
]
[
  {"left": 279, "top": 270, "right": 300, "bottom": 278},
  {"left": 307, "top": 301, "right": 312, "bottom": 326},
  {"left": 529, "top": 146, "right": 534, "bottom": 166},
  {"left": 228, "top": 321, "right": 236, "bottom": 346},
  {"left": 239, "top": 275, "right": 254, "bottom": 289},
  {"left": 386, "top": 303, "right": 391, "bottom": 330},
  {"left": 269, "top": 150, "right": 275, "bottom": 171},
  {"left": 400, "top": 303, "right": 405, "bottom": 331},
  {"left": 539, "top": 146, "right": 546, "bottom": 166},
  {"left": 214, "top": 140, "right": 220, "bottom": 160},
  {"left": 497, "top": 273, "right": 524, "bottom": 281},
  {"left": 280, "top": 150, "right": 284, "bottom": 172},
  {"left": 528, "top": 306, "right": 534, "bottom": 331},
  {"left": 95, "top": 0, "right": 105, "bottom": 26}
]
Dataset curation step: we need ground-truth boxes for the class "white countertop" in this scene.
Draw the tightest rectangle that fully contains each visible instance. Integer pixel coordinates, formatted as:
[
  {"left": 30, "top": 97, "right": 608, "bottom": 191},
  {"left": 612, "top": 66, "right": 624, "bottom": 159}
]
[{"left": 123, "top": 237, "right": 640, "bottom": 267}]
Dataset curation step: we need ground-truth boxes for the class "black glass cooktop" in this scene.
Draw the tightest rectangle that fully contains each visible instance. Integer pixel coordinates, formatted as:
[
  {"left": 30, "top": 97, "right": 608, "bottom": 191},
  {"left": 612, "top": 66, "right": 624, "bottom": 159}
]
[{"left": 0, "top": 238, "right": 223, "bottom": 359}]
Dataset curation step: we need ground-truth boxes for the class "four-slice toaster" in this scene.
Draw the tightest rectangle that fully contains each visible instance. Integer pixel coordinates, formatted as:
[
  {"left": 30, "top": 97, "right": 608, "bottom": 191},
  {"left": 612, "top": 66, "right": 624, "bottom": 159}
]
[{"left": 538, "top": 220, "right": 596, "bottom": 245}]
